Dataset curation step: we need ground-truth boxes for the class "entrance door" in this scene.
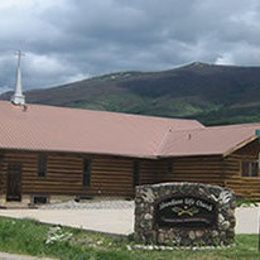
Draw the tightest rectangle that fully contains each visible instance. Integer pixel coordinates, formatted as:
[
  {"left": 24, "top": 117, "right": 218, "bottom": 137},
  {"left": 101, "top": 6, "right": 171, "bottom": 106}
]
[{"left": 6, "top": 163, "right": 22, "bottom": 201}]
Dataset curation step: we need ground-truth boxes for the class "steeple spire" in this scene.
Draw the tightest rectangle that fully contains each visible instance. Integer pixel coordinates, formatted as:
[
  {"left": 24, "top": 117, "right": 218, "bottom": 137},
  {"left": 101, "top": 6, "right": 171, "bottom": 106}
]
[{"left": 11, "top": 50, "right": 25, "bottom": 105}]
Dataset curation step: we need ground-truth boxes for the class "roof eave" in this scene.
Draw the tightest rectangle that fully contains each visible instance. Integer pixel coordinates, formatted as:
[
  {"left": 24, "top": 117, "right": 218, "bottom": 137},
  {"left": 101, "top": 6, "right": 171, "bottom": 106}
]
[
  {"left": 157, "top": 152, "right": 223, "bottom": 159},
  {"left": 0, "top": 147, "right": 158, "bottom": 160},
  {"left": 223, "top": 135, "right": 258, "bottom": 157}
]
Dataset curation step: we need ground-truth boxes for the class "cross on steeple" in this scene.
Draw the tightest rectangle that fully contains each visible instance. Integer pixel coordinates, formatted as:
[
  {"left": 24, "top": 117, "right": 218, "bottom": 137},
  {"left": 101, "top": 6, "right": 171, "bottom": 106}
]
[{"left": 11, "top": 50, "right": 25, "bottom": 105}]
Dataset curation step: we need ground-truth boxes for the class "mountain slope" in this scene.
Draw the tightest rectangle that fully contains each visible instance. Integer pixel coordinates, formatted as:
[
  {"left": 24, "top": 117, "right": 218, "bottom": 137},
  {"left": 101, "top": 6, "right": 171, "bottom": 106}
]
[{"left": 2, "top": 62, "right": 260, "bottom": 125}]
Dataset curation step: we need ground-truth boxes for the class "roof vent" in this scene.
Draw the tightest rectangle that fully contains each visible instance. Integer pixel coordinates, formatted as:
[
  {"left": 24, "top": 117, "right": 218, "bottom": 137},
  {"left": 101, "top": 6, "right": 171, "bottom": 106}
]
[{"left": 11, "top": 50, "right": 25, "bottom": 106}]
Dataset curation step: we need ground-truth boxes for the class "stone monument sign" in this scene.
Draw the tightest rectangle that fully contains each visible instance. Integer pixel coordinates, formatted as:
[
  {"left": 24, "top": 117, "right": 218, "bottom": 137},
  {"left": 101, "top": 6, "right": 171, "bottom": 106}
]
[{"left": 135, "top": 182, "right": 236, "bottom": 247}]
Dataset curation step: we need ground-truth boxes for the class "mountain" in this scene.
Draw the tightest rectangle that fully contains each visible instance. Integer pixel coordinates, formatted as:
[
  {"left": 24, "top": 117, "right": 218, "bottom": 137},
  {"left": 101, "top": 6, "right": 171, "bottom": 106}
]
[{"left": 2, "top": 62, "right": 260, "bottom": 125}]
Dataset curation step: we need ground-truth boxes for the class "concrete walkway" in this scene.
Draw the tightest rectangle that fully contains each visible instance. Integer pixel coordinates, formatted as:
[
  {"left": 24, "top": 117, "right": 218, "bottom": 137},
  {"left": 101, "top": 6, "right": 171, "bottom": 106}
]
[
  {"left": 0, "top": 204, "right": 259, "bottom": 235},
  {"left": 235, "top": 206, "right": 260, "bottom": 234}
]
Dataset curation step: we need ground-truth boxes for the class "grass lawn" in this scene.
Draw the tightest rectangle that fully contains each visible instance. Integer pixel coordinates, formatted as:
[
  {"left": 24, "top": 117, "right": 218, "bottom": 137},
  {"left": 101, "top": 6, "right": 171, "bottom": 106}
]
[{"left": 0, "top": 216, "right": 259, "bottom": 260}]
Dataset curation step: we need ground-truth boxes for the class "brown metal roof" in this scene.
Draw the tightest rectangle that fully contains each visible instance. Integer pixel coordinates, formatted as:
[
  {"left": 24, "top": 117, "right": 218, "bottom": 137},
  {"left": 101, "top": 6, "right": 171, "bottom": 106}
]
[
  {"left": 1, "top": 101, "right": 259, "bottom": 158},
  {"left": 159, "top": 123, "right": 260, "bottom": 157},
  {"left": 0, "top": 101, "right": 203, "bottom": 158}
]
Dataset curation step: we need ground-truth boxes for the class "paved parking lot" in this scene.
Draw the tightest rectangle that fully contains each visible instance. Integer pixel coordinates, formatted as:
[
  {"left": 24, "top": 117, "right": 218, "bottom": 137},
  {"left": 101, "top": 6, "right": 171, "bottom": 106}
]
[
  {"left": 0, "top": 200, "right": 258, "bottom": 235},
  {"left": 0, "top": 200, "right": 135, "bottom": 235}
]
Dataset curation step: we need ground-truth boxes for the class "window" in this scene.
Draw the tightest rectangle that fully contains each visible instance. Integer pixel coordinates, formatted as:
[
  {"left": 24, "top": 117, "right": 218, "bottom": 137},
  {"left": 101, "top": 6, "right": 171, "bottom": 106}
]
[
  {"left": 83, "top": 158, "right": 91, "bottom": 187},
  {"left": 33, "top": 195, "right": 48, "bottom": 204},
  {"left": 241, "top": 161, "right": 259, "bottom": 177},
  {"left": 38, "top": 154, "right": 47, "bottom": 177},
  {"left": 133, "top": 161, "right": 140, "bottom": 187}
]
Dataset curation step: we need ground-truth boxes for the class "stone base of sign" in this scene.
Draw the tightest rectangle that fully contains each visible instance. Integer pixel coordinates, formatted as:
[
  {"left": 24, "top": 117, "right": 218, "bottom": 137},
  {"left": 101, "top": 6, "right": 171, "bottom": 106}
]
[
  {"left": 128, "top": 243, "right": 234, "bottom": 251},
  {"left": 134, "top": 182, "right": 236, "bottom": 247}
]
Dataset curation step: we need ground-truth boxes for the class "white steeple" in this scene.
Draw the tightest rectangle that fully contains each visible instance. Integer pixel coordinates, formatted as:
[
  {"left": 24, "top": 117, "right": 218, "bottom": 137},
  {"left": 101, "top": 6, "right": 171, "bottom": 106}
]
[{"left": 11, "top": 50, "right": 25, "bottom": 105}]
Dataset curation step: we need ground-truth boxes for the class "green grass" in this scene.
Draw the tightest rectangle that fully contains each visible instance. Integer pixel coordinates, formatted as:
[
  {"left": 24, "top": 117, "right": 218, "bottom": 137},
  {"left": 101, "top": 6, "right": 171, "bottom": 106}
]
[
  {"left": 0, "top": 216, "right": 259, "bottom": 259},
  {"left": 236, "top": 198, "right": 259, "bottom": 207}
]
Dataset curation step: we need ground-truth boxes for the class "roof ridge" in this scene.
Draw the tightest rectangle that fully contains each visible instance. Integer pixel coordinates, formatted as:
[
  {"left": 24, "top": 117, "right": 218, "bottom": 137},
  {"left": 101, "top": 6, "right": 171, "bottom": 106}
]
[
  {"left": 154, "top": 127, "right": 173, "bottom": 156},
  {"left": 166, "top": 122, "right": 260, "bottom": 135},
  {"left": 0, "top": 100, "right": 201, "bottom": 124}
]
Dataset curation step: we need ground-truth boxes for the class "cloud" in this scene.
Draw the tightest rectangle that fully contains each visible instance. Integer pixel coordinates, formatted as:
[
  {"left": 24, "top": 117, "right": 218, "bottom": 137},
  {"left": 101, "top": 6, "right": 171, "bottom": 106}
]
[
  {"left": 1, "top": 0, "right": 260, "bottom": 92},
  {"left": 0, "top": 85, "right": 12, "bottom": 94},
  {"left": 215, "top": 54, "right": 234, "bottom": 66}
]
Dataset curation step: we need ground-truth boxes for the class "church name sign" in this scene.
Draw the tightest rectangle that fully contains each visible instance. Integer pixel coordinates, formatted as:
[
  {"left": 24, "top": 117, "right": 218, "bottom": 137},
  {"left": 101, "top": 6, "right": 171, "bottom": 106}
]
[{"left": 156, "top": 196, "right": 217, "bottom": 228}]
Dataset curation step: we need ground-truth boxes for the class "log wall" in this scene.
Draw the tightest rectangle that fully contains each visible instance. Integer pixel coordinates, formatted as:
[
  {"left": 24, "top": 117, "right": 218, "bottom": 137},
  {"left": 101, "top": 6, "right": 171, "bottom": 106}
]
[
  {"left": 157, "top": 141, "right": 260, "bottom": 199},
  {"left": 1, "top": 140, "right": 260, "bottom": 200},
  {"left": 0, "top": 153, "right": 3, "bottom": 196},
  {"left": 139, "top": 159, "right": 165, "bottom": 184},
  {"left": 223, "top": 140, "right": 260, "bottom": 198},
  {"left": 157, "top": 156, "right": 225, "bottom": 187},
  {"left": 0, "top": 150, "right": 163, "bottom": 199}
]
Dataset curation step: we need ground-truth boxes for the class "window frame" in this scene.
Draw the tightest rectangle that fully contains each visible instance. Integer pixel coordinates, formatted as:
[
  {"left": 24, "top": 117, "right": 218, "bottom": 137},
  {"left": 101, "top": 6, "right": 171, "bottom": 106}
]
[
  {"left": 82, "top": 158, "right": 92, "bottom": 187},
  {"left": 240, "top": 160, "right": 260, "bottom": 178},
  {"left": 37, "top": 154, "right": 47, "bottom": 178}
]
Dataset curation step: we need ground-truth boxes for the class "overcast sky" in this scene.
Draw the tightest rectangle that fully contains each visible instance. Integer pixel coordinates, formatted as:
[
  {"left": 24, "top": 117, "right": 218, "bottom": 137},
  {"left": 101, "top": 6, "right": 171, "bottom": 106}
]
[{"left": 1, "top": 0, "right": 260, "bottom": 93}]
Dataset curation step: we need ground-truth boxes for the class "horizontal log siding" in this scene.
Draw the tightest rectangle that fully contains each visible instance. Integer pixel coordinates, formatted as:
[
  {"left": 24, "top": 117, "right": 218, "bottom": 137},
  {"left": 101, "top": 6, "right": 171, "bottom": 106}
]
[
  {"left": 158, "top": 156, "right": 225, "bottom": 187},
  {"left": 1, "top": 152, "right": 82, "bottom": 196},
  {"left": 139, "top": 159, "right": 164, "bottom": 185},
  {"left": 0, "top": 150, "right": 169, "bottom": 198},
  {"left": 224, "top": 140, "right": 260, "bottom": 198},
  {"left": 90, "top": 156, "right": 134, "bottom": 196},
  {"left": 6, "top": 148, "right": 260, "bottom": 198},
  {"left": 0, "top": 153, "right": 3, "bottom": 195}
]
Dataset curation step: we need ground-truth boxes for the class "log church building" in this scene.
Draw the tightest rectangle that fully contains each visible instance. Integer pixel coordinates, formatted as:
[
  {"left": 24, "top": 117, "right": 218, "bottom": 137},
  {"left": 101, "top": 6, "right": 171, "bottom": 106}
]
[{"left": 0, "top": 53, "right": 260, "bottom": 205}]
